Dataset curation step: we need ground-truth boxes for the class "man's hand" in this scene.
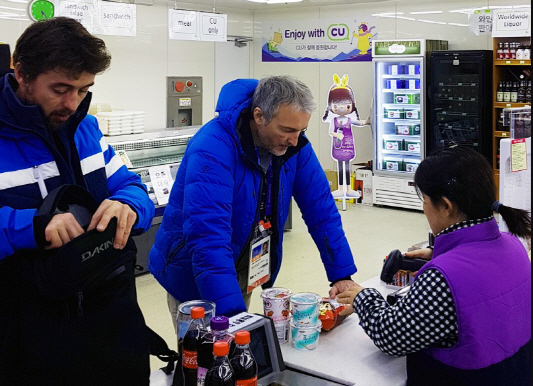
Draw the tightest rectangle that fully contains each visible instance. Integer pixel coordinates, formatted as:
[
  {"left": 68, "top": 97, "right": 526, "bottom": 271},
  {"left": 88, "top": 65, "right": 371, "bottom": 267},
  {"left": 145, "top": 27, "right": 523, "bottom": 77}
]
[
  {"left": 337, "top": 283, "right": 365, "bottom": 316},
  {"left": 87, "top": 199, "right": 137, "bottom": 250},
  {"left": 44, "top": 213, "right": 85, "bottom": 250},
  {"left": 329, "top": 279, "right": 356, "bottom": 299}
]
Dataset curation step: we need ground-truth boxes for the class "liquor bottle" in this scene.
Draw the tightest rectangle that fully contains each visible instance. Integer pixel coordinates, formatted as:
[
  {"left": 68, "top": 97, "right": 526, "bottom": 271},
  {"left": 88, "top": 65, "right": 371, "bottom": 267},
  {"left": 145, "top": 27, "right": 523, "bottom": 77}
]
[
  {"left": 510, "top": 42, "right": 517, "bottom": 60},
  {"left": 183, "top": 307, "right": 208, "bottom": 386},
  {"left": 516, "top": 44, "right": 525, "bottom": 60},
  {"left": 517, "top": 78, "right": 527, "bottom": 103},
  {"left": 230, "top": 331, "right": 258, "bottom": 386},
  {"left": 205, "top": 342, "right": 236, "bottom": 386},
  {"left": 503, "top": 81, "right": 511, "bottom": 103},
  {"left": 497, "top": 42, "right": 504, "bottom": 60},
  {"left": 524, "top": 45, "right": 531, "bottom": 60},
  {"left": 526, "top": 81, "right": 532, "bottom": 102},
  {"left": 503, "top": 42, "right": 510, "bottom": 59},
  {"left": 197, "top": 316, "right": 234, "bottom": 386},
  {"left": 510, "top": 82, "right": 519, "bottom": 103},
  {"left": 496, "top": 81, "right": 504, "bottom": 102}
]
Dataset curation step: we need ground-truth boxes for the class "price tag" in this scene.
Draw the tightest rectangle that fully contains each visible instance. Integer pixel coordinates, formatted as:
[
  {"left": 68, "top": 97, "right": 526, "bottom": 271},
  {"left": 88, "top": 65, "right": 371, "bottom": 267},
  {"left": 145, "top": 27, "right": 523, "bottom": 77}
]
[
  {"left": 511, "top": 138, "right": 527, "bottom": 172},
  {"left": 458, "top": 83, "right": 463, "bottom": 86},
  {"left": 506, "top": 60, "right": 511, "bottom": 64},
  {"left": 506, "top": 104, "right": 512, "bottom": 107},
  {"left": 502, "top": 132, "right": 507, "bottom": 137},
  {"left": 520, "top": 60, "right": 525, "bottom": 64},
  {"left": 459, "top": 97, "right": 464, "bottom": 101}
]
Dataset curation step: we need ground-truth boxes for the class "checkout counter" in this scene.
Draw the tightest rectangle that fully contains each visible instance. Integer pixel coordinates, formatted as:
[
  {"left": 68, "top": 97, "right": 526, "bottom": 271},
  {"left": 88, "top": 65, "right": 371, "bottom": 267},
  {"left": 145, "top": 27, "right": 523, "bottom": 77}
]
[{"left": 149, "top": 276, "right": 406, "bottom": 386}]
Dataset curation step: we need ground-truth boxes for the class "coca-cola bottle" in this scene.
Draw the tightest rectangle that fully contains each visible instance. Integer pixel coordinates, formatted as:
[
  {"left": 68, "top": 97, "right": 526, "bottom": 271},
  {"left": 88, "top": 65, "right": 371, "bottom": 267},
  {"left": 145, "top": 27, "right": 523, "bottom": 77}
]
[
  {"left": 183, "top": 307, "right": 208, "bottom": 386},
  {"left": 230, "top": 331, "right": 258, "bottom": 386},
  {"left": 197, "top": 316, "right": 234, "bottom": 386},
  {"left": 205, "top": 342, "right": 236, "bottom": 386}
]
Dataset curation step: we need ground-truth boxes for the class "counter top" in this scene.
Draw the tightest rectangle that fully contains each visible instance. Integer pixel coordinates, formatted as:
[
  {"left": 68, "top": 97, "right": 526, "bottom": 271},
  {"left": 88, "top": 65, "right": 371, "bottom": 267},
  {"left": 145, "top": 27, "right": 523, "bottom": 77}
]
[{"left": 281, "top": 276, "right": 407, "bottom": 386}]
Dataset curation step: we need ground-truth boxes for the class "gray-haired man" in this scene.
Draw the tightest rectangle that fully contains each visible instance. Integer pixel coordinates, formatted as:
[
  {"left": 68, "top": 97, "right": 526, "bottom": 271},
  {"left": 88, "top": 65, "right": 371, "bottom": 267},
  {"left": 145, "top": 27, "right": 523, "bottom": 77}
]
[{"left": 149, "top": 76, "right": 357, "bottom": 324}]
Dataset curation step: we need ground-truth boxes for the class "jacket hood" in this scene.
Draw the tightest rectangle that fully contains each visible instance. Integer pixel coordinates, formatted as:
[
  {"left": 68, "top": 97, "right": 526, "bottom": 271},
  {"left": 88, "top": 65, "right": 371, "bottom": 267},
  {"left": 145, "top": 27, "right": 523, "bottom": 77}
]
[{"left": 215, "top": 79, "right": 258, "bottom": 132}]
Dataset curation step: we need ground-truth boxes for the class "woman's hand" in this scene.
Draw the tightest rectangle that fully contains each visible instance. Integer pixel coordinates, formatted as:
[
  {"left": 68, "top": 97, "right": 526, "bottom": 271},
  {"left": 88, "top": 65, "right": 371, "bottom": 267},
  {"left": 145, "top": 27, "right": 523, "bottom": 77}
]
[{"left": 337, "top": 283, "right": 365, "bottom": 316}]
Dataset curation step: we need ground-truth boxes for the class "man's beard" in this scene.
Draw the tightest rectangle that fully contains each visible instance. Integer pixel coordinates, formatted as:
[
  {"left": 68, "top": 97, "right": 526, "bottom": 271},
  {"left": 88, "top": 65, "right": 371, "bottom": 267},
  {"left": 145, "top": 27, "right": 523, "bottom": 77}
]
[{"left": 46, "top": 109, "right": 75, "bottom": 131}]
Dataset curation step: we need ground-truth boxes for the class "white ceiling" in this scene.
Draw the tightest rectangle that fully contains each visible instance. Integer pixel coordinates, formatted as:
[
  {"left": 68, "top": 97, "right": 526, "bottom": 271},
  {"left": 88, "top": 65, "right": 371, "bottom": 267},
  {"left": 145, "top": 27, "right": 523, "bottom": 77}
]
[{"left": 178, "top": 0, "right": 399, "bottom": 11}]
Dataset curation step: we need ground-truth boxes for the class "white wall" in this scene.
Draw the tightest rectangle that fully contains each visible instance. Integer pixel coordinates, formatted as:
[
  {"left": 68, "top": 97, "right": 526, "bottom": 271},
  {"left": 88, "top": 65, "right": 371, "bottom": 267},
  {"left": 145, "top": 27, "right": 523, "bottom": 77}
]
[
  {"left": 252, "top": 0, "right": 530, "bottom": 168},
  {"left": 0, "top": 2, "right": 253, "bottom": 129}
]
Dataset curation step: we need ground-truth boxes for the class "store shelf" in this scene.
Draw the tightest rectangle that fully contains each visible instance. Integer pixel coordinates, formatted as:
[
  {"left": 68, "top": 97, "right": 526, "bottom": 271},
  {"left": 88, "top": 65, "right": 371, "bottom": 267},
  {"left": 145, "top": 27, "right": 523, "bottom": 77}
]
[
  {"left": 494, "top": 102, "right": 531, "bottom": 109},
  {"left": 437, "top": 97, "right": 478, "bottom": 102},
  {"left": 381, "top": 89, "right": 421, "bottom": 93},
  {"left": 494, "top": 59, "right": 531, "bottom": 66},
  {"left": 381, "top": 74, "right": 421, "bottom": 79},
  {"left": 383, "top": 103, "right": 421, "bottom": 108},
  {"left": 437, "top": 83, "right": 479, "bottom": 87},
  {"left": 383, "top": 134, "right": 420, "bottom": 140},
  {"left": 494, "top": 131, "right": 512, "bottom": 138},
  {"left": 381, "top": 150, "right": 421, "bottom": 156}
]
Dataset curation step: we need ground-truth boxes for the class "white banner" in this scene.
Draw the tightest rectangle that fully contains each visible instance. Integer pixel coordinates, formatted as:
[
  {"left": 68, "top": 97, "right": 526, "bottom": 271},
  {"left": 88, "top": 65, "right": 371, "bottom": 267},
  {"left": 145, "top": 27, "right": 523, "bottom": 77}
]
[
  {"left": 199, "top": 12, "right": 227, "bottom": 42},
  {"left": 468, "top": 9, "right": 493, "bottom": 35},
  {"left": 168, "top": 9, "right": 199, "bottom": 40},
  {"left": 57, "top": 0, "right": 136, "bottom": 37},
  {"left": 492, "top": 8, "right": 531, "bottom": 37}
]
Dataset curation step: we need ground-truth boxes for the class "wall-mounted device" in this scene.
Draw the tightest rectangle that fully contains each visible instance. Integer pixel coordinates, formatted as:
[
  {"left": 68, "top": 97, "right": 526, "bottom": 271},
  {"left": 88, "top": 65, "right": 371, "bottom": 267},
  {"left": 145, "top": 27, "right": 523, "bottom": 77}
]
[{"left": 167, "top": 76, "right": 203, "bottom": 128}]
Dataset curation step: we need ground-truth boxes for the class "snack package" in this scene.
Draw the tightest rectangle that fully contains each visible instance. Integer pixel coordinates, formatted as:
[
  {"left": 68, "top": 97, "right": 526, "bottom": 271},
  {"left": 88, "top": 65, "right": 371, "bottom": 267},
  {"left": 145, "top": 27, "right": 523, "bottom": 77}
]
[{"left": 319, "top": 298, "right": 348, "bottom": 332}]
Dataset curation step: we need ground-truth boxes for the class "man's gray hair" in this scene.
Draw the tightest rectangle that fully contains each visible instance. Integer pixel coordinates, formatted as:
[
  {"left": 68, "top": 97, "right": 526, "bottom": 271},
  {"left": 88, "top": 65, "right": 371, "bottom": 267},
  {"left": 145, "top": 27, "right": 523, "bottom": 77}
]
[{"left": 252, "top": 75, "right": 316, "bottom": 123}]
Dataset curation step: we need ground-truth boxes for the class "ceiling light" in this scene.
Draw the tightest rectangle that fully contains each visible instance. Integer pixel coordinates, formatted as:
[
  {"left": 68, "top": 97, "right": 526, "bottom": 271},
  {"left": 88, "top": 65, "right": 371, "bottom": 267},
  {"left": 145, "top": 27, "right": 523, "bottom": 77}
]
[
  {"left": 246, "top": 0, "right": 303, "bottom": 3},
  {"left": 448, "top": 23, "right": 468, "bottom": 27},
  {"left": 410, "top": 11, "right": 443, "bottom": 15},
  {"left": 0, "top": 6, "right": 24, "bottom": 11},
  {"left": 418, "top": 19, "right": 447, "bottom": 25}
]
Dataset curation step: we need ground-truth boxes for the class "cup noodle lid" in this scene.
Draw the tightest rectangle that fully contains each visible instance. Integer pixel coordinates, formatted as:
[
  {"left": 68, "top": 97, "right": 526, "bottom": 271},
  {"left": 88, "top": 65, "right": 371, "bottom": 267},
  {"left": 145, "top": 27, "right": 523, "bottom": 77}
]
[{"left": 290, "top": 293, "right": 322, "bottom": 305}]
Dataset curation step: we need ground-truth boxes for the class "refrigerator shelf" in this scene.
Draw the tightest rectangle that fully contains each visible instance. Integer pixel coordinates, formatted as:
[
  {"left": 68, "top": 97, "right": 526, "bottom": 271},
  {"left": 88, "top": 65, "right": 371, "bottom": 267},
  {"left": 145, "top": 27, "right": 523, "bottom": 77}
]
[
  {"left": 382, "top": 74, "right": 421, "bottom": 79},
  {"left": 381, "top": 89, "right": 421, "bottom": 93},
  {"left": 383, "top": 134, "right": 420, "bottom": 140},
  {"left": 437, "top": 83, "right": 479, "bottom": 87},
  {"left": 382, "top": 118, "right": 421, "bottom": 123},
  {"left": 437, "top": 112, "right": 478, "bottom": 117},
  {"left": 383, "top": 103, "right": 421, "bottom": 108},
  {"left": 381, "top": 150, "right": 421, "bottom": 156},
  {"left": 437, "top": 97, "right": 477, "bottom": 102}
]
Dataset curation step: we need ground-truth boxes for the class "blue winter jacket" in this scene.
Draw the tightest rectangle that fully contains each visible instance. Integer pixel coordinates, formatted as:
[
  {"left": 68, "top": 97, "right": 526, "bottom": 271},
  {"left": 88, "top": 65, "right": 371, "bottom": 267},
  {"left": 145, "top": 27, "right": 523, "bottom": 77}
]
[
  {"left": 0, "top": 73, "right": 154, "bottom": 261},
  {"left": 149, "top": 79, "right": 356, "bottom": 316}
]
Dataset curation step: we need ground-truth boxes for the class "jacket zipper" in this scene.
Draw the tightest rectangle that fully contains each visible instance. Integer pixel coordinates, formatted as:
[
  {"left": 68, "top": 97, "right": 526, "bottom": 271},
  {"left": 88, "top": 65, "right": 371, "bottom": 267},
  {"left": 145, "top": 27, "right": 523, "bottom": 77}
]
[
  {"left": 324, "top": 235, "right": 335, "bottom": 262},
  {"left": 163, "top": 239, "right": 186, "bottom": 275},
  {"left": 33, "top": 165, "right": 49, "bottom": 199}
]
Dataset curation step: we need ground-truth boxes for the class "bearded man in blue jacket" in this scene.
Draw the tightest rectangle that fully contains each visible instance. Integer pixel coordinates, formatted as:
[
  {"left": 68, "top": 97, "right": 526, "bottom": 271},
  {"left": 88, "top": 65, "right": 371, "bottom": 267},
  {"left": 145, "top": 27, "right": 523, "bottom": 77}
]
[
  {"left": 150, "top": 76, "right": 357, "bottom": 321},
  {"left": 0, "top": 18, "right": 154, "bottom": 385}
]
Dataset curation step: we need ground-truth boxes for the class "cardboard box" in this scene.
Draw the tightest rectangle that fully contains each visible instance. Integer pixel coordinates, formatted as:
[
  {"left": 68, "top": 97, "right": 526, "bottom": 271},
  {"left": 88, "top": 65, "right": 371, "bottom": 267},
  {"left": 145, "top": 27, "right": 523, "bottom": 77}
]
[
  {"left": 324, "top": 169, "right": 338, "bottom": 192},
  {"left": 355, "top": 168, "right": 373, "bottom": 206}
]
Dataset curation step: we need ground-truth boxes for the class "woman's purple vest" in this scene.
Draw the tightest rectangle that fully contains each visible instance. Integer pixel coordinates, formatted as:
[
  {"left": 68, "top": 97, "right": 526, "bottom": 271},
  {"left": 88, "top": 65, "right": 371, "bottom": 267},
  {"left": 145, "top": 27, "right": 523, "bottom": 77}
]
[{"left": 414, "top": 219, "right": 531, "bottom": 370}]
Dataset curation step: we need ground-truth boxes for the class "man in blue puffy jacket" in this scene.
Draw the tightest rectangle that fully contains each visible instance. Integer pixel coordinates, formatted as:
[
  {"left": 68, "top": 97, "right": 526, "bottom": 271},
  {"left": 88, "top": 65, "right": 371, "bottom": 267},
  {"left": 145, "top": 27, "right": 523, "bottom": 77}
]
[
  {"left": 150, "top": 76, "right": 357, "bottom": 321},
  {"left": 0, "top": 18, "right": 154, "bottom": 384}
]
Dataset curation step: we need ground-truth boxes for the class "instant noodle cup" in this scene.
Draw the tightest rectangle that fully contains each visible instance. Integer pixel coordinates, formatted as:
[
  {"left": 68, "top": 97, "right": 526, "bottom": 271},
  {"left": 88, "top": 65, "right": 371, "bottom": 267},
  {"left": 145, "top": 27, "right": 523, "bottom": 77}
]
[
  {"left": 290, "top": 319, "right": 322, "bottom": 350},
  {"left": 261, "top": 288, "right": 291, "bottom": 322},
  {"left": 290, "top": 293, "right": 322, "bottom": 327},
  {"left": 274, "top": 320, "right": 290, "bottom": 344}
]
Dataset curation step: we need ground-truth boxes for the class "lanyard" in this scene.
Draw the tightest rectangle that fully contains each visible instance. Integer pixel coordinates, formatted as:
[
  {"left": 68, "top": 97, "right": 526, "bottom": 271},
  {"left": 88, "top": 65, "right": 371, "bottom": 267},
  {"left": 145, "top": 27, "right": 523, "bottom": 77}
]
[{"left": 259, "top": 159, "right": 274, "bottom": 222}]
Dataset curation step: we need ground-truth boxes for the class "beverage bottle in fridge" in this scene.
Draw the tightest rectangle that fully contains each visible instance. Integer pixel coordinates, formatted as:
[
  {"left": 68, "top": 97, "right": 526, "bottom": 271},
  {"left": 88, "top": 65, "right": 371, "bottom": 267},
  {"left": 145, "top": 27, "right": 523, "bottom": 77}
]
[
  {"left": 205, "top": 342, "right": 236, "bottom": 386},
  {"left": 197, "top": 316, "right": 234, "bottom": 386},
  {"left": 496, "top": 81, "right": 504, "bottom": 102},
  {"left": 183, "top": 307, "right": 208, "bottom": 386},
  {"left": 230, "top": 331, "right": 258, "bottom": 386}
]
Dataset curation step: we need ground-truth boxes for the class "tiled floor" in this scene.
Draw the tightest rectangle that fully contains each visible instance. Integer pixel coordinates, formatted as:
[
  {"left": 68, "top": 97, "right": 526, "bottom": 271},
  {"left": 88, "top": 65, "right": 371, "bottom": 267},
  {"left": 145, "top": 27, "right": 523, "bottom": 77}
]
[{"left": 137, "top": 201, "right": 429, "bottom": 372}]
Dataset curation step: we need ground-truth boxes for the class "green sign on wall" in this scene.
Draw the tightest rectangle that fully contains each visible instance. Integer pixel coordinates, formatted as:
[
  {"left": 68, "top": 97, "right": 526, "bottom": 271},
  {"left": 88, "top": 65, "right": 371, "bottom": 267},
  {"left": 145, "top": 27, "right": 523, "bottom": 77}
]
[{"left": 374, "top": 40, "right": 422, "bottom": 56}]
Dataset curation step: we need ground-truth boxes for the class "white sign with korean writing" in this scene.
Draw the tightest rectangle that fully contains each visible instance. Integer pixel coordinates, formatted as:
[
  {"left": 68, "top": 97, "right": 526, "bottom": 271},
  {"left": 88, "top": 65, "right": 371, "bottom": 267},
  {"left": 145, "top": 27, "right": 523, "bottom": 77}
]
[
  {"left": 492, "top": 8, "right": 531, "bottom": 37},
  {"left": 97, "top": 2, "right": 136, "bottom": 37},
  {"left": 469, "top": 9, "right": 493, "bottom": 35},
  {"left": 169, "top": 9, "right": 199, "bottom": 40},
  {"left": 199, "top": 12, "right": 227, "bottom": 42},
  {"left": 148, "top": 165, "right": 174, "bottom": 206},
  {"left": 58, "top": 0, "right": 97, "bottom": 33}
]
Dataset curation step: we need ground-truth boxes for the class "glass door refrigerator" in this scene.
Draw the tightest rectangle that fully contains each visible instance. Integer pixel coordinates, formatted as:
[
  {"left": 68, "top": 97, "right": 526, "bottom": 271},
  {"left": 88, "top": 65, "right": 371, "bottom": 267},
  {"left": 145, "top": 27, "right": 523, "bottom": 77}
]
[
  {"left": 428, "top": 51, "right": 493, "bottom": 161},
  {"left": 372, "top": 39, "right": 448, "bottom": 210}
]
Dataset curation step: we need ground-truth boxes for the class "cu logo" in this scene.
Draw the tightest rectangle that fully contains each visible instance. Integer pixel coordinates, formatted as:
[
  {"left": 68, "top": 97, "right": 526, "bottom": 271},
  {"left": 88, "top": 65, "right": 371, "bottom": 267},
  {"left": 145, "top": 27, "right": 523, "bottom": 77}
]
[{"left": 328, "top": 24, "right": 349, "bottom": 41}]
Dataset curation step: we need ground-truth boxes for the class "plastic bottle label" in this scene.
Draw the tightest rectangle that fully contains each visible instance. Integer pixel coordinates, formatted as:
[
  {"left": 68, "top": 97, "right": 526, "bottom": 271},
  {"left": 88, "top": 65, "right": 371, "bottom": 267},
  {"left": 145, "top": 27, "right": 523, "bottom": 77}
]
[
  {"left": 197, "top": 367, "right": 208, "bottom": 385},
  {"left": 237, "top": 376, "right": 258, "bottom": 386},
  {"left": 183, "top": 349, "right": 198, "bottom": 370}
]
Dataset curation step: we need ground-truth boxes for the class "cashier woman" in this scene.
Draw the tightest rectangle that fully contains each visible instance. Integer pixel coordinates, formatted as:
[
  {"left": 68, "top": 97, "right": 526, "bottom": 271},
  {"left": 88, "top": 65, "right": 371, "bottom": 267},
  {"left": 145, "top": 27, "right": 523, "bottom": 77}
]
[
  {"left": 338, "top": 147, "right": 531, "bottom": 386},
  {"left": 150, "top": 76, "right": 357, "bottom": 322}
]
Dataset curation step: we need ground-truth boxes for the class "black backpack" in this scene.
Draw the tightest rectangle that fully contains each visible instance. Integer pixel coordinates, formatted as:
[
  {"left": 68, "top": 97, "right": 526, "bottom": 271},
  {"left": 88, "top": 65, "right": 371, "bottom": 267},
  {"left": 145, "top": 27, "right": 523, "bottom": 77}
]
[{"left": 0, "top": 185, "right": 177, "bottom": 386}]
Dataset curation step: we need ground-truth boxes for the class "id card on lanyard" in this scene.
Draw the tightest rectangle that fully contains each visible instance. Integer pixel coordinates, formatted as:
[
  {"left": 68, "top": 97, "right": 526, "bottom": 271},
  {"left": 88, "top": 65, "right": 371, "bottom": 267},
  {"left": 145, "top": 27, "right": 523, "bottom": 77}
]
[{"left": 247, "top": 162, "right": 274, "bottom": 293}]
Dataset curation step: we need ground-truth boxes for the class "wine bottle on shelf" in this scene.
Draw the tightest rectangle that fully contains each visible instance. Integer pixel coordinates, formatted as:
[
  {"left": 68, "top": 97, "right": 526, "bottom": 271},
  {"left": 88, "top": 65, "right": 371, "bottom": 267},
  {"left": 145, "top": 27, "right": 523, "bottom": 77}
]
[
  {"left": 510, "top": 43, "right": 517, "bottom": 60},
  {"left": 496, "top": 81, "right": 504, "bottom": 102},
  {"left": 510, "top": 82, "right": 519, "bottom": 103},
  {"left": 517, "top": 80, "right": 526, "bottom": 103},
  {"left": 503, "top": 42, "right": 510, "bottom": 59},
  {"left": 497, "top": 42, "right": 504, "bottom": 60},
  {"left": 526, "top": 81, "right": 532, "bottom": 102},
  {"left": 503, "top": 81, "right": 511, "bottom": 103}
]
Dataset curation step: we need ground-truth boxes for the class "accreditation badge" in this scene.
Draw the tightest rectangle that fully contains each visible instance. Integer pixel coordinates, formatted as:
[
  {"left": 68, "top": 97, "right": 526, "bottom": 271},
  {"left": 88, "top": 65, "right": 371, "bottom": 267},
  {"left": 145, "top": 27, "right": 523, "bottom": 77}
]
[{"left": 247, "top": 235, "right": 271, "bottom": 293}]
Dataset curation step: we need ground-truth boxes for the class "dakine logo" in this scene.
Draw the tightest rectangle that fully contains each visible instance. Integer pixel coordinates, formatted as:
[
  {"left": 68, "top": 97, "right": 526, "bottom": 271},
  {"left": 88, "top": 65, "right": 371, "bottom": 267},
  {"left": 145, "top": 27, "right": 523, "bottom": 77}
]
[{"left": 81, "top": 239, "right": 115, "bottom": 262}]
